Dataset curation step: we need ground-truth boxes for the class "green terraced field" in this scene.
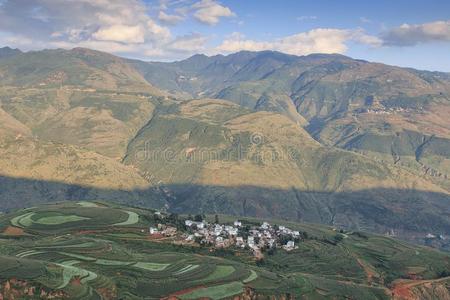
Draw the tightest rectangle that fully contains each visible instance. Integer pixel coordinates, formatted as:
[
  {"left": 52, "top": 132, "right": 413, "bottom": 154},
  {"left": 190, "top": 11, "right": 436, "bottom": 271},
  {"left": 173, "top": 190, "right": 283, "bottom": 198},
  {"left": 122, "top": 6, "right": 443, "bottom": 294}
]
[
  {"left": 179, "top": 282, "right": 244, "bottom": 300},
  {"left": 0, "top": 202, "right": 449, "bottom": 299},
  {"left": 35, "top": 215, "right": 90, "bottom": 225},
  {"left": 113, "top": 211, "right": 140, "bottom": 226}
]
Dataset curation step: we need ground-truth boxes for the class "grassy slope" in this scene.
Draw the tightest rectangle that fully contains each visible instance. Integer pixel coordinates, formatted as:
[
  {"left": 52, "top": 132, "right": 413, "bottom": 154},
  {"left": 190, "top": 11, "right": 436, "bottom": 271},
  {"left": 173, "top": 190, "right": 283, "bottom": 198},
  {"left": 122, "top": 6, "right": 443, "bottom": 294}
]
[
  {"left": 134, "top": 51, "right": 450, "bottom": 193},
  {"left": 0, "top": 202, "right": 449, "bottom": 299}
]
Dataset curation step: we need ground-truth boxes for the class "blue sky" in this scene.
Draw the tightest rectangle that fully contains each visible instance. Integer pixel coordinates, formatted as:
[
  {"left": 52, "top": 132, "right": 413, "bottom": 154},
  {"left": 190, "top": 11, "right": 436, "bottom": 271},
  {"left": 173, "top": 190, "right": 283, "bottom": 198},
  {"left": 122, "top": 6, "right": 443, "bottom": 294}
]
[{"left": 1, "top": 0, "right": 449, "bottom": 71}]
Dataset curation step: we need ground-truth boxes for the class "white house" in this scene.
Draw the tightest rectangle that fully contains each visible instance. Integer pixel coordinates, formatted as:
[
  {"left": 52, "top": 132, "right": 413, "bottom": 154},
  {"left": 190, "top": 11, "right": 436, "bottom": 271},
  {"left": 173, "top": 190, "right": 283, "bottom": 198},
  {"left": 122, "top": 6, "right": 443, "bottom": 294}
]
[
  {"left": 283, "top": 240, "right": 295, "bottom": 250},
  {"left": 216, "top": 236, "right": 225, "bottom": 247},
  {"left": 185, "top": 220, "right": 194, "bottom": 227},
  {"left": 214, "top": 225, "right": 223, "bottom": 236},
  {"left": 234, "top": 220, "right": 242, "bottom": 227},
  {"left": 426, "top": 233, "right": 436, "bottom": 239},
  {"left": 228, "top": 228, "right": 238, "bottom": 236},
  {"left": 224, "top": 226, "right": 238, "bottom": 236},
  {"left": 149, "top": 227, "right": 158, "bottom": 235},
  {"left": 261, "top": 222, "right": 270, "bottom": 230}
]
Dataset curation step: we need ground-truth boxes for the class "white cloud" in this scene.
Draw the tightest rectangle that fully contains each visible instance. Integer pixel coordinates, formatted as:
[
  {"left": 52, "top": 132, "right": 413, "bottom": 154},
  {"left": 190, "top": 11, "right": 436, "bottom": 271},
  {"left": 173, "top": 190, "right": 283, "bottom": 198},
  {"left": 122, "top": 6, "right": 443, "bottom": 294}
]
[
  {"left": 0, "top": 0, "right": 185, "bottom": 58},
  {"left": 382, "top": 20, "right": 450, "bottom": 46},
  {"left": 146, "top": 19, "right": 172, "bottom": 41},
  {"left": 93, "top": 25, "right": 146, "bottom": 43},
  {"left": 6, "top": 0, "right": 444, "bottom": 62},
  {"left": 192, "top": 0, "right": 235, "bottom": 25},
  {"left": 166, "top": 33, "right": 209, "bottom": 52},
  {"left": 215, "top": 29, "right": 381, "bottom": 56},
  {"left": 351, "top": 29, "right": 383, "bottom": 47},
  {"left": 0, "top": 0, "right": 172, "bottom": 44},
  {"left": 158, "top": 11, "right": 185, "bottom": 25}
]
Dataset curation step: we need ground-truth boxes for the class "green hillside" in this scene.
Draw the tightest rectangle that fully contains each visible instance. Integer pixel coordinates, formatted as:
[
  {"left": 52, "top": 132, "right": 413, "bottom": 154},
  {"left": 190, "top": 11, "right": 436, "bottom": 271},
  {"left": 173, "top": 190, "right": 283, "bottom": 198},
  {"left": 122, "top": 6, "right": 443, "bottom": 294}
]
[
  {"left": 133, "top": 51, "right": 450, "bottom": 193},
  {"left": 0, "top": 202, "right": 449, "bottom": 299},
  {"left": 123, "top": 98, "right": 450, "bottom": 247}
]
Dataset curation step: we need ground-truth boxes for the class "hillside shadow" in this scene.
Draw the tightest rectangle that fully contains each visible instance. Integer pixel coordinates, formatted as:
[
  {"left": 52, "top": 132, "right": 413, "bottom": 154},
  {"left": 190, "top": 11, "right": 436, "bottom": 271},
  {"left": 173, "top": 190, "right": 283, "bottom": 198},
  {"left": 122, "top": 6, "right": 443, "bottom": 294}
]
[{"left": 1, "top": 175, "right": 449, "bottom": 240}]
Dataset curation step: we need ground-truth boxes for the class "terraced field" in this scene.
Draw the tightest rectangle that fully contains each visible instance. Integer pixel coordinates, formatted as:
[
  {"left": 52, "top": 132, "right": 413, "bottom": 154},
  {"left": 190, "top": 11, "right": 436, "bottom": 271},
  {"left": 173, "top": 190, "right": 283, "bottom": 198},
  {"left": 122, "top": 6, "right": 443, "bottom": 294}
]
[{"left": 0, "top": 202, "right": 449, "bottom": 299}]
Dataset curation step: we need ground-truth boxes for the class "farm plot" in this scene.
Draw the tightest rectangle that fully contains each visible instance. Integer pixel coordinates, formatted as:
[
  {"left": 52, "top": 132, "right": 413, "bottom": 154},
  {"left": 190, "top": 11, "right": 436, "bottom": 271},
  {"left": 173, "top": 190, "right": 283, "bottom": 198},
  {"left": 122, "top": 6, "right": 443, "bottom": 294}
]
[
  {"left": 28, "top": 250, "right": 172, "bottom": 272},
  {"left": 36, "top": 241, "right": 97, "bottom": 249},
  {"left": 77, "top": 202, "right": 100, "bottom": 207},
  {"left": 56, "top": 260, "right": 98, "bottom": 289},
  {"left": 173, "top": 264, "right": 199, "bottom": 275},
  {"left": 0, "top": 256, "right": 46, "bottom": 279},
  {"left": 133, "top": 262, "right": 169, "bottom": 271},
  {"left": 113, "top": 211, "right": 140, "bottom": 226},
  {"left": 35, "top": 215, "right": 89, "bottom": 225},
  {"left": 201, "top": 265, "right": 236, "bottom": 282},
  {"left": 16, "top": 250, "right": 46, "bottom": 258},
  {"left": 10, "top": 212, "right": 35, "bottom": 227},
  {"left": 243, "top": 270, "right": 258, "bottom": 283},
  {"left": 8, "top": 206, "right": 140, "bottom": 233},
  {"left": 179, "top": 282, "right": 244, "bottom": 300},
  {"left": 10, "top": 211, "right": 90, "bottom": 228}
]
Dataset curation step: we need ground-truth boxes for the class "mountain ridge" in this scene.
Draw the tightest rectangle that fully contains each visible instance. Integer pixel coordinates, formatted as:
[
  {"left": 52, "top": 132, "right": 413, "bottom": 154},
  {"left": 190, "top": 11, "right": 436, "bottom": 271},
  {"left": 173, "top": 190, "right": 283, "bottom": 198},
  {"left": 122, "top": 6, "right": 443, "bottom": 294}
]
[{"left": 0, "top": 46, "right": 449, "bottom": 251}]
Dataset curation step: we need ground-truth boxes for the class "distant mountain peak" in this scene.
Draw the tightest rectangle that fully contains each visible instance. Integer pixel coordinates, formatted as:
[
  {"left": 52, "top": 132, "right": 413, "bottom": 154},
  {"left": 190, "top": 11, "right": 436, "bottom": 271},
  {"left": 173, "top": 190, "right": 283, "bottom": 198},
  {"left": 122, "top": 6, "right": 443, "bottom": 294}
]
[{"left": 0, "top": 46, "right": 22, "bottom": 59}]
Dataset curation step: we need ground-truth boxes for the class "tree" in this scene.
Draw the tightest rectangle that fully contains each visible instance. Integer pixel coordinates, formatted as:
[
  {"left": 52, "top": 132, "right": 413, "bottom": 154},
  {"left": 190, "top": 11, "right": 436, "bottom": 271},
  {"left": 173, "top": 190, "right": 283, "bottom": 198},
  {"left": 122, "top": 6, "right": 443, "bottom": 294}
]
[
  {"left": 194, "top": 214, "right": 203, "bottom": 222},
  {"left": 168, "top": 213, "right": 178, "bottom": 222},
  {"left": 333, "top": 234, "right": 344, "bottom": 243},
  {"left": 267, "top": 246, "right": 277, "bottom": 256},
  {"left": 214, "top": 214, "right": 220, "bottom": 224},
  {"left": 301, "top": 231, "right": 309, "bottom": 240}
]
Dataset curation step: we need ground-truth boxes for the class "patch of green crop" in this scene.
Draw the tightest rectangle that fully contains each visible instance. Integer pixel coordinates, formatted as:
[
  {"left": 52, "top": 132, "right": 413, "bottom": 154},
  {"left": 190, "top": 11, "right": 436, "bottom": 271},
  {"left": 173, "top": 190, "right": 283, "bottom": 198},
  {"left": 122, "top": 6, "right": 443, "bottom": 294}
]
[
  {"left": 95, "top": 259, "right": 132, "bottom": 266},
  {"left": 10, "top": 212, "right": 35, "bottom": 227},
  {"left": 201, "top": 265, "right": 235, "bottom": 282},
  {"left": 243, "top": 270, "right": 258, "bottom": 283},
  {"left": 133, "top": 262, "right": 170, "bottom": 271},
  {"left": 34, "top": 215, "right": 90, "bottom": 225},
  {"left": 173, "top": 264, "right": 199, "bottom": 275},
  {"left": 56, "top": 261, "right": 97, "bottom": 289},
  {"left": 179, "top": 281, "right": 243, "bottom": 300},
  {"left": 77, "top": 202, "right": 100, "bottom": 208},
  {"left": 16, "top": 250, "right": 45, "bottom": 258},
  {"left": 37, "top": 242, "right": 96, "bottom": 249},
  {"left": 113, "top": 211, "right": 139, "bottom": 226},
  {"left": 59, "top": 252, "right": 97, "bottom": 262}
]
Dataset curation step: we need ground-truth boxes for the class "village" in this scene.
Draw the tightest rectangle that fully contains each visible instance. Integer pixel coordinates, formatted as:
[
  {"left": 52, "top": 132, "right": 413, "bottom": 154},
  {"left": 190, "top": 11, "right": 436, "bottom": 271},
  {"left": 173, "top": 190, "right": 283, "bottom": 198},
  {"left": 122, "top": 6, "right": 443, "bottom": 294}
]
[{"left": 148, "top": 213, "right": 302, "bottom": 256}]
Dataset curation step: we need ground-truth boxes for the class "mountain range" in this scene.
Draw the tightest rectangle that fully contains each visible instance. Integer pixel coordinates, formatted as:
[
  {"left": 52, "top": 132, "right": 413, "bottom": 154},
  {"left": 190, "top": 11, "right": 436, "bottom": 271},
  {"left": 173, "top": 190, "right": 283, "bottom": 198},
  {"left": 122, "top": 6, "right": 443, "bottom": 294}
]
[{"left": 0, "top": 46, "right": 449, "bottom": 250}]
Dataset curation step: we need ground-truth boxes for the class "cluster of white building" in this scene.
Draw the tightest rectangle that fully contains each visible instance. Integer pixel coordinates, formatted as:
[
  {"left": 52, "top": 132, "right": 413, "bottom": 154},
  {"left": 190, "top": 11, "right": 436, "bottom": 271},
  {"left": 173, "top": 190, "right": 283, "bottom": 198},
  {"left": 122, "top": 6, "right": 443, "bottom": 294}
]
[
  {"left": 360, "top": 107, "right": 413, "bottom": 115},
  {"left": 425, "top": 233, "right": 446, "bottom": 240},
  {"left": 183, "top": 219, "right": 300, "bottom": 253}
]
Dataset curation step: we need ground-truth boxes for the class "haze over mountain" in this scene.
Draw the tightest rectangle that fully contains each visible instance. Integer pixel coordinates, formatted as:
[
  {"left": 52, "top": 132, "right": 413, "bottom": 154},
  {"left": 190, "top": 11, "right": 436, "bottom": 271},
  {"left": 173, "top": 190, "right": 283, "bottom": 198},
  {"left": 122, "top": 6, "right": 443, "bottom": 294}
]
[{"left": 0, "top": 46, "right": 449, "bottom": 250}]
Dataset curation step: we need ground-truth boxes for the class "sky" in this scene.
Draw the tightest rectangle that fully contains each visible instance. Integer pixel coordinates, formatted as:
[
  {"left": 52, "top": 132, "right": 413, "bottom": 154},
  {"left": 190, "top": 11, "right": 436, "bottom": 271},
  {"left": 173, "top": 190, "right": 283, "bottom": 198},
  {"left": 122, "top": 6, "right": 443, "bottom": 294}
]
[{"left": 0, "top": 0, "right": 450, "bottom": 71}]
